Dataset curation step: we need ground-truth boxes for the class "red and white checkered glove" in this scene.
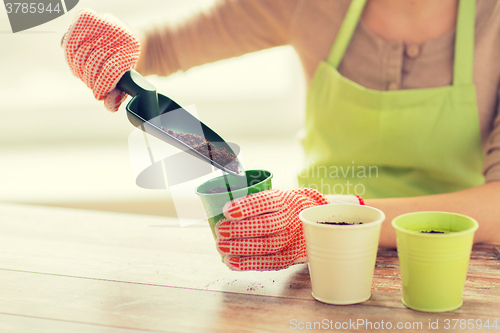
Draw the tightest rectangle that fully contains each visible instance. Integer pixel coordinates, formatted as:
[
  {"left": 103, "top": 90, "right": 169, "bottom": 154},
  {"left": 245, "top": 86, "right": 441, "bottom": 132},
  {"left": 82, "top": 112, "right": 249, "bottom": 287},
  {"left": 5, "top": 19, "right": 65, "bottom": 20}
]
[
  {"left": 62, "top": 8, "right": 140, "bottom": 112},
  {"left": 215, "top": 188, "right": 364, "bottom": 271}
]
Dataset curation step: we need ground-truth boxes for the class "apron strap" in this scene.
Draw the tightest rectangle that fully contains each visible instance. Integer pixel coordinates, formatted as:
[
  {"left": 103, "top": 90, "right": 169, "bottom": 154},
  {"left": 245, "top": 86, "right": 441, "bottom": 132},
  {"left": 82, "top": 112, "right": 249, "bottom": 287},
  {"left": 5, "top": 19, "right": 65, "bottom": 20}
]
[
  {"left": 327, "top": 0, "right": 367, "bottom": 68},
  {"left": 327, "top": 0, "right": 475, "bottom": 86},
  {"left": 453, "top": 0, "right": 476, "bottom": 86}
]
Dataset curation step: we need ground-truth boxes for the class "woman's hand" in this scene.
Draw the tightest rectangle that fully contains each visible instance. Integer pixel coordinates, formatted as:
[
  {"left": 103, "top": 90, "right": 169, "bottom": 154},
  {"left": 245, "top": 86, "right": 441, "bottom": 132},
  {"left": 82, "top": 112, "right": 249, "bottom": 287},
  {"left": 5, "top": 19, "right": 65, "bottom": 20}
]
[
  {"left": 62, "top": 8, "right": 140, "bottom": 112},
  {"left": 215, "top": 188, "right": 363, "bottom": 271},
  {"left": 216, "top": 188, "right": 328, "bottom": 271}
]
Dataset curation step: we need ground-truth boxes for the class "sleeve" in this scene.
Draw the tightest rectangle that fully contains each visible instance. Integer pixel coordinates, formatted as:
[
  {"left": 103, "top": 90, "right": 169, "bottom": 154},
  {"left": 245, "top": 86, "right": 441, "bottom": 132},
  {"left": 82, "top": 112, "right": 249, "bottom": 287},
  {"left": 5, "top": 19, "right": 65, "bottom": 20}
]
[
  {"left": 483, "top": 87, "right": 500, "bottom": 183},
  {"left": 324, "top": 195, "right": 364, "bottom": 205},
  {"left": 137, "top": 0, "right": 300, "bottom": 77}
]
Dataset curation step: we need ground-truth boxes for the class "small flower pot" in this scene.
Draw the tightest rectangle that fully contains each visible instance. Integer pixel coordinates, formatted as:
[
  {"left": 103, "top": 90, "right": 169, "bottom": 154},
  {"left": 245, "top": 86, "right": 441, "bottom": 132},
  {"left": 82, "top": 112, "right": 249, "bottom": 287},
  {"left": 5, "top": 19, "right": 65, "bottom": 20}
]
[
  {"left": 195, "top": 170, "right": 272, "bottom": 258},
  {"left": 299, "top": 204, "right": 385, "bottom": 304},
  {"left": 392, "top": 211, "right": 478, "bottom": 312}
]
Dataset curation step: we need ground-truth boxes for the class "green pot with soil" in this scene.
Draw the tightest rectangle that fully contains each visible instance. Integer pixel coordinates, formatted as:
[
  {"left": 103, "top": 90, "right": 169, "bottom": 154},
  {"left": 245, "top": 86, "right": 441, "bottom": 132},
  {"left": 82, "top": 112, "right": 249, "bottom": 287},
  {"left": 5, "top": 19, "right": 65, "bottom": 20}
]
[
  {"left": 392, "top": 212, "right": 478, "bottom": 312},
  {"left": 195, "top": 169, "right": 273, "bottom": 245}
]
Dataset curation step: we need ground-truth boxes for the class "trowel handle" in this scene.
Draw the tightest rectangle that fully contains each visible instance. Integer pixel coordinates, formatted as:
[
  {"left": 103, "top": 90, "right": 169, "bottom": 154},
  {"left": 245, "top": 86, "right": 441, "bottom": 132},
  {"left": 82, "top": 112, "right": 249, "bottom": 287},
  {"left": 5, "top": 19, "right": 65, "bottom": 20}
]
[{"left": 117, "top": 70, "right": 160, "bottom": 120}]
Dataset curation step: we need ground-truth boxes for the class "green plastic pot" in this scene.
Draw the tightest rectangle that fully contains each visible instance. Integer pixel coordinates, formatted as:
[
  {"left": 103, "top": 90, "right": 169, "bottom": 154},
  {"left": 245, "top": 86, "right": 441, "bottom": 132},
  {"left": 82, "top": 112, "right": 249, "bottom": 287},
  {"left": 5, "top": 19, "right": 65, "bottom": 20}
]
[
  {"left": 195, "top": 169, "right": 272, "bottom": 242},
  {"left": 392, "top": 212, "right": 478, "bottom": 312}
]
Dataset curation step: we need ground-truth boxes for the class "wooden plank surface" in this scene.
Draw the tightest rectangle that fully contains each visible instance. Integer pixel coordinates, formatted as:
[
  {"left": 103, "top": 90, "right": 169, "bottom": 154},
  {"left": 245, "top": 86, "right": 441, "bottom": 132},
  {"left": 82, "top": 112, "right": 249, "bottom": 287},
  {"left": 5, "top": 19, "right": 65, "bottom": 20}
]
[
  {"left": 1, "top": 203, "right": 499, "bottom": 332},
  {"left": 0, "top": 268, "right": 498, "bottom": 333},
  {"left": 0, "top": 314, "right": 154, "bottom": 333}
]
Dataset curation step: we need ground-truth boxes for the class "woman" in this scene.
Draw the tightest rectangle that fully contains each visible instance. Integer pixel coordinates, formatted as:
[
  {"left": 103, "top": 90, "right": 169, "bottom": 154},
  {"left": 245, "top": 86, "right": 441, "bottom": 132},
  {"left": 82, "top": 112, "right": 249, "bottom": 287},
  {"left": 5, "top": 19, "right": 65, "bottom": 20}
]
[{"left": 62, "top": 0, "right": 500, "bottom": 271}]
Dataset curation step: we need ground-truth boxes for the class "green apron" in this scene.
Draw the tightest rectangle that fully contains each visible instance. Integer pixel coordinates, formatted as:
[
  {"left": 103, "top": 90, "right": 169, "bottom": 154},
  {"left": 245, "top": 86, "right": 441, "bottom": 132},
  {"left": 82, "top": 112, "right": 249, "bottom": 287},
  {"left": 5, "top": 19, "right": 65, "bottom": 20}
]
[{"left": 299, "top": 0, "right": 484, "bottom": 199}]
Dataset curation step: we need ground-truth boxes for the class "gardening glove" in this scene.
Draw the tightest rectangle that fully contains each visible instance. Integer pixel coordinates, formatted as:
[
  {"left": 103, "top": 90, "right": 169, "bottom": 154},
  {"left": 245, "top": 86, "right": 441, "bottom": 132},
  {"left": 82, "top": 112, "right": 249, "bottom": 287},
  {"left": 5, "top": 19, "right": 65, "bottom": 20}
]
[
  {"left": 215, "top": 188, "right": 364, "bottom": 271},
  {"left": 62, "top": 8, "right": 141, "bottom": 112}
]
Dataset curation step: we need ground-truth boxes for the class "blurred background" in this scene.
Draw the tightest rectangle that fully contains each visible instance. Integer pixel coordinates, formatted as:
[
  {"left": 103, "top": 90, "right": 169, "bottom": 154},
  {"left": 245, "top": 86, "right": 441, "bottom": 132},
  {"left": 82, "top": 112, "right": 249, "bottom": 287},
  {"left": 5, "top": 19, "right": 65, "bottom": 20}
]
[{"left": 0, "top": 0, "right": 306, "bottom": 217}]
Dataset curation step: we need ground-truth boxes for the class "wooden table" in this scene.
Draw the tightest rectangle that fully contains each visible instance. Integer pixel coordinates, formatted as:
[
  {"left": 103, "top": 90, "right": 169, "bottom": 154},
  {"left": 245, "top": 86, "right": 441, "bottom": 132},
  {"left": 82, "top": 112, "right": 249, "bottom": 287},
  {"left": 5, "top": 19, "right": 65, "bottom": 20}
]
[{"left": 1, "top": 203, "right": 499, "bottom": 332}]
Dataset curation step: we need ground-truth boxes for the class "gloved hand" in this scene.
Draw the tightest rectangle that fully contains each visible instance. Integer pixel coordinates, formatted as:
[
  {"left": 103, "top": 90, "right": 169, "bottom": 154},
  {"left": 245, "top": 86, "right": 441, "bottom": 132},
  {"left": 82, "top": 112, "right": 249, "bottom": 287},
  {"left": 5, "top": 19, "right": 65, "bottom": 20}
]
[
  {"left": 62, "top": 8, "right": 141, "bottom": 112},
  {"left": 215, "top": 188, "right": 364, "bottom": 271}
]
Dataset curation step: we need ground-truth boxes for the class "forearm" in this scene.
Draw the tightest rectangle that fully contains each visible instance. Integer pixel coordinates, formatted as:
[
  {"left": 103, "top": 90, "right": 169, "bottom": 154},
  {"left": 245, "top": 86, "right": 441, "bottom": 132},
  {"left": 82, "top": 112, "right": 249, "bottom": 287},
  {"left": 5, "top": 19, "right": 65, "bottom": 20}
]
[
  {"left": 365, "top": 181, "right": 500, "bottom": 248},
  {"left": 136, "top": 0, "right": 295, "bottom": 76}
]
